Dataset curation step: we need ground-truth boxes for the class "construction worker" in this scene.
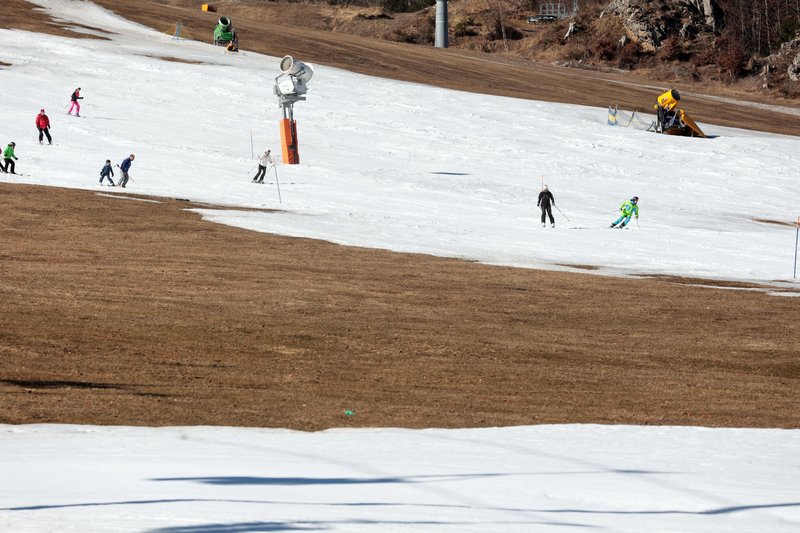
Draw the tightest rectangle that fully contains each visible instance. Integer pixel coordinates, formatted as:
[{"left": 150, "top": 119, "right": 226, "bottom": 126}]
[
  {"left": 610, "top": 196, "right": 639, "bottom": 228},
  {"left": 655, "top": 89, "right": 680, "bottom": 132}
]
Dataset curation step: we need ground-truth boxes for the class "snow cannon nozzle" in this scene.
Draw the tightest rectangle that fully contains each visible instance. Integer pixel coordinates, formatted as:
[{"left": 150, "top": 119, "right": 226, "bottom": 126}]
[
  {"left": 670, "top": 89, "right": 681, "bottom": 101},
  {"left": 218, "top": 16, "right": 231, "bottom": 30}
]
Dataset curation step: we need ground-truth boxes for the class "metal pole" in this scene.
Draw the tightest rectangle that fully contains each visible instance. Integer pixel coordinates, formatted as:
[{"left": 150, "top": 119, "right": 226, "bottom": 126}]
[
  {"left": 794, "top": 220, "right": 799, "bottom": 279},
  {"left": 435, "top": 0, "right": 448, "bottom": 48},
  {"left": 250, "top": 129, "right": 254, "bottom": 160},
  {"left": 273, "top": 165, "right": 282, "bottom": 204}
]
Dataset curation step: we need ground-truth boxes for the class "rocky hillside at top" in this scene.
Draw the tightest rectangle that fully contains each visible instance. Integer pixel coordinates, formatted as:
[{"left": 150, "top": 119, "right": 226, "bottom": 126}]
[{"left": 285, "top": 0, "right": 800, "bottom": 101}]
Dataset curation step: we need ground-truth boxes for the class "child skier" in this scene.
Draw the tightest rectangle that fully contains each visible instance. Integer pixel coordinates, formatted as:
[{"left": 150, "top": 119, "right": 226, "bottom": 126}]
[
  {"left": 68, "top": 87, "right": 83, "bottom": 116},
  {"left": 1, "top": 142, "right": 19, "bottom": 174},
  {"left": 100, "top": 159, "right": 115, "bottom": 186},
  {"left": 610, "top": 196, "right": 639, "bottom": 228}
]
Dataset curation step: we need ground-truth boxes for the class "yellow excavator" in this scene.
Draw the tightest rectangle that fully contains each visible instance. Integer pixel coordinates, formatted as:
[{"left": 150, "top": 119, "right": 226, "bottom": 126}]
[{"left": 653, "top": 89, "right": 706, "bottom": 138}]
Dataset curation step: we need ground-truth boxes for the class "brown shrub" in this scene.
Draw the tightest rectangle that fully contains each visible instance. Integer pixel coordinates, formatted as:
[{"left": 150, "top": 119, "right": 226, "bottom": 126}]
[
  {"left": 453, "top": 16, "right": 479, "bottom": 38},
  {"left": 659, "top": 35, "right": 682, "bottom": 62},
  {"left": 716, "top": 30, "right": 750, "bottom": 80},
  {"left": 778, "top": 80, "right": 800, "bottom": 98},
  {"left": 593, "top": 38, "right": 616, "bottom": 60},
  {"left": 618, "top": 40, "right": 642, "bottom": 69}
]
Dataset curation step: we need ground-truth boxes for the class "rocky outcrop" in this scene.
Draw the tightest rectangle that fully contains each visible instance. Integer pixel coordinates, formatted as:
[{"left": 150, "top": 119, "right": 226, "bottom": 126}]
[
  {"left": 608, "top": 0, "right": 722, "bottom": 51},
  {"left": 790, "top": 53, "right": 800, "bottom": 82},
  {"left": 782, "top": 38, "right": 800, "bottom": 81}
]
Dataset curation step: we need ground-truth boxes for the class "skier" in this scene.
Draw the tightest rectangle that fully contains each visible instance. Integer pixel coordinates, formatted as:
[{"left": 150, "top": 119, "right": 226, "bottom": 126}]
[
  {"left": 1, "top": 142, "right": 18, "bottom": 174},
  {"left": 68, "top": 87, "right": 83, "bottom": 116},
  {"left": 100, "top": 159, "right": 115, "bottom": 186},
  {"left": 35, "top": 109, "right": 52, "bottom": 145},
  {"left": 118, "top": 154, "right": 135, "bottom": 188},
  {"left": 537, "top": 185, "right": 556, "bottom": 228},
  {"left": 252, "top": 149, "right": 274, "bottom": 183},
  {"left": 610, "top": 196, "right": 639, "bottom": 228}
]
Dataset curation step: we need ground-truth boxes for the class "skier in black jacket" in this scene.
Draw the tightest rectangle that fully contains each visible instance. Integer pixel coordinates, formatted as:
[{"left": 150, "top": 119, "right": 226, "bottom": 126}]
[{"left": 537, "top": 185, "right": 555, "bottom": 228}]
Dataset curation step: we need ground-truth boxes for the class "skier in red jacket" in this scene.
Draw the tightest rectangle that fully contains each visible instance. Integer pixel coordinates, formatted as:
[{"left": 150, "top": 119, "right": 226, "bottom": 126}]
[{"left": 35, "top": 109, "right": 52, "bottom": 145}]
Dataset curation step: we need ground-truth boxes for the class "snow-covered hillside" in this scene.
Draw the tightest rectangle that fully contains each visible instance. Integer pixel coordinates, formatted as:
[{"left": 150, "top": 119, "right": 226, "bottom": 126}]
[
  {"left": 2, "top": 424, "right": 800, "bottom": 533},
  {"left": 2, "top": 0, "right": 799, "bottom": 285},
  {"left": 1, "top": 2, "right": 799, "bottom": 531}
]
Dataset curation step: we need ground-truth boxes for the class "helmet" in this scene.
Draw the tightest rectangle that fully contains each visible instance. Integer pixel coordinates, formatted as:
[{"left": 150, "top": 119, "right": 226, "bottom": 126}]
[
  {"left": 631, "top": 196, "right": 639, "bottom": 202},
  {"left": 9, "top": 142, "right": 15, "bottom": 146}
]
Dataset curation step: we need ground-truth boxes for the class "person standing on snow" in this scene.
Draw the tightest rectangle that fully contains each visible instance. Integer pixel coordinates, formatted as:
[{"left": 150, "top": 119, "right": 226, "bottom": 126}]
[
  {"left": 252, "top": 149, "right": 274, "bottom": 184},
  {"left": 35, "top": 109, "right": 52, "bottom": 145},
  {"left": 1, "top": 142, "right": 19, "bottom": 174},
  {"left": 68, "top": 87, "right": 83, "bottom": 116},
  {"left": 537, "top": 185, "right": 556, "bottom": 228},
  {"left": 610, "top": 196, "right": 639, "bottom": 228},
  {"left": 118, "top": 154, "right": 135, "bottom": 188},
  {"left": 100, "top": 159, "right": 115, "bottom": 186}
]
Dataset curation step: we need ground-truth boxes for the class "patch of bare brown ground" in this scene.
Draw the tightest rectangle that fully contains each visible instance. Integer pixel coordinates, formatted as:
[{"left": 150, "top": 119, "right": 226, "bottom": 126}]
[
  {"left": 1, "top": 184, "right": 799, "bottom": 430},
  {"left": 5, "top": 0, "right": 111, "bottom": 39}
]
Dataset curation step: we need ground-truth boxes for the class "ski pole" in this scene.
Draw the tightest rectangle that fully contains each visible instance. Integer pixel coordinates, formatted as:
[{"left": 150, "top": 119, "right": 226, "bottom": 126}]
[
  {"left": 272, "top": 165, "right": 282, "bottom": 204},
  {"left": 635, "top": 217, "right": 640, "bottom": 229},
  {"left": 554, "top": 205, "right": 570, "bottom": 221}
]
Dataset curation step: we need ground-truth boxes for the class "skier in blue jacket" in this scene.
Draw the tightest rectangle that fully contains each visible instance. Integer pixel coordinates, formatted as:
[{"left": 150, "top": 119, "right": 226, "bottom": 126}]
[
  {"left": 118, "top": 154, "right": 135, "bottom": 188},
  {"left": 100, "top": 159, "right": 115, "bottom": 186}
]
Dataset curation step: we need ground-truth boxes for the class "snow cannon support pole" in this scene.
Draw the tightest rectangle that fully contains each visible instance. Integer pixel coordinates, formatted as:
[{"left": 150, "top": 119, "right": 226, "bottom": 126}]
[
  {"left": 794, "top": 217, "right": 799, "bottom": 279},
  {"left": 280, "top": 118, "right": 299, "bottom": 165}
]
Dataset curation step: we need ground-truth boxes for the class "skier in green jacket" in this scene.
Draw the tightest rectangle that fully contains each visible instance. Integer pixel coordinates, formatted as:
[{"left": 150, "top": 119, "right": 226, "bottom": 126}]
[
  {"left": 1, "top": 142, "right": 18, "bottom": 174},
  {"left": 610, "top": 196, "right": 639, "bottom": 228}
]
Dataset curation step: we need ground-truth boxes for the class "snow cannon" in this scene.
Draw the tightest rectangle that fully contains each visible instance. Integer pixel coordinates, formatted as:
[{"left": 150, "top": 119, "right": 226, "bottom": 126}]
[
  {"left": 273, "top": 56, "right": 314, "bottom": 165},
  {"left": 657, "top": 88, "right": 680, "bottom": 111},
  {"left": 213, "top": 16, "right": 238, "bottom": 50},
  {"left": 653, "top": 88, "right": 706, "bottom": 138},
  {"left": 277, "top": 56, "right": 314, "bottom": 95}
]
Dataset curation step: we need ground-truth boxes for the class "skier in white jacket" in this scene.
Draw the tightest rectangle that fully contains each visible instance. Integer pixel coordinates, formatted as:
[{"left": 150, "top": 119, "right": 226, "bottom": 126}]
[{"left": 252, "top": 149, "right": 274, "bottom": 183}]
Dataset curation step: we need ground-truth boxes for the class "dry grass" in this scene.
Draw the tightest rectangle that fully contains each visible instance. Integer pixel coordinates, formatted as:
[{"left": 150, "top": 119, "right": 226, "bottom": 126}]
[
  {"left": 5, "top": 0, "right": 110, "bottom": 39},
  {"left": 2, "top": 184, "right": 799, "bottom": 430}
]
